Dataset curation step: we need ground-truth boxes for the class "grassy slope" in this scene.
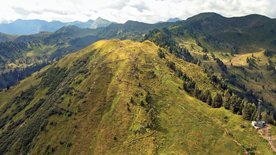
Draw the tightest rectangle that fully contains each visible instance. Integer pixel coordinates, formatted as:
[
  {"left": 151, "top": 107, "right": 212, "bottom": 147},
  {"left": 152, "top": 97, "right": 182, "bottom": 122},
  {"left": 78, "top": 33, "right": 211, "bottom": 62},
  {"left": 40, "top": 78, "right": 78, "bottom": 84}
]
[
  {"left": 175, "top": 35, "right": 276, "bottom": 107},
  {"left": 0, "top": 21, "right": 174, "bottom": 89},
  {"left": 148, "top": 13, "right": 276, "bottom": 108},
  {"left": 222, "top": 51, "right": 276, "bottom": 104},
  {"left": 184, "top": 13, "right": 276, "bottom": 54},
  {"left": 0, "top": 39, "right": 274, "bottom": 154}
]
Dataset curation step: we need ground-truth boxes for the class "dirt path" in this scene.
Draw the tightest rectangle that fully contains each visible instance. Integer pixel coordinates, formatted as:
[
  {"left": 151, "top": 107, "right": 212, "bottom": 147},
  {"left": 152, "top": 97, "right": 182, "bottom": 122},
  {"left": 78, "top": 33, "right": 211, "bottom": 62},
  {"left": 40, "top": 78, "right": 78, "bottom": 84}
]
[
  {"left": 222, "top": 125, "right": 248, "bottom": 154},
  {"left": 177, "top": 104, "right": 203, "bottom": 122},
  {"left": 128, "top": 131, "right": 156, "bottom": 144},
  {"left": 258, "top": 124, "right": 276, "bottom": 152}
]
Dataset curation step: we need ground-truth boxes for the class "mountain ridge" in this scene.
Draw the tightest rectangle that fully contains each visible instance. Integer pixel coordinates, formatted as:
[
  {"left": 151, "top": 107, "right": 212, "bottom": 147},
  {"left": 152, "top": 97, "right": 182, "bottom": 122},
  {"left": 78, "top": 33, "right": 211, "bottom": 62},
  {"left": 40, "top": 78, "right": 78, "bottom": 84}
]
[
  {"left": 0, "top": 18, "right": 114, "bottom": 35},
  {"left": 1, "top": 12, "right": 276, "bottom": 91},
  {"left": 0, "top": 39, "right": 274, "bottom": 154}
]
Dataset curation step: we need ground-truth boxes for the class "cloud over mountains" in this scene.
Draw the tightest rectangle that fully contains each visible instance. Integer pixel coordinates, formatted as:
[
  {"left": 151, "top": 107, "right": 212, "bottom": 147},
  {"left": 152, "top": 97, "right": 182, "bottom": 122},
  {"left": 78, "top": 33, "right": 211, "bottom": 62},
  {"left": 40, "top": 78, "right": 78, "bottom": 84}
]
[{"left": 0, "top": 0, "right": 275, "bottom": 23}]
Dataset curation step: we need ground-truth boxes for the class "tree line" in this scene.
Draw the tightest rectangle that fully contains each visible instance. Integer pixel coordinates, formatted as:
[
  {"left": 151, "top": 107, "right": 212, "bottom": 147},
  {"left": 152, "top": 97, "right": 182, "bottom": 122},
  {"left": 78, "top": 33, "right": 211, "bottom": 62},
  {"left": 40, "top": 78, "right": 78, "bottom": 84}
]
[
  {"left": 181, "top": 72, "right": 257, "bottom": 120},
  {"left": 145, "top": 28, "right": 197, "bottom": 64},
  {"left": 163, "top": 57, "right": 276, "bottom": 124}
]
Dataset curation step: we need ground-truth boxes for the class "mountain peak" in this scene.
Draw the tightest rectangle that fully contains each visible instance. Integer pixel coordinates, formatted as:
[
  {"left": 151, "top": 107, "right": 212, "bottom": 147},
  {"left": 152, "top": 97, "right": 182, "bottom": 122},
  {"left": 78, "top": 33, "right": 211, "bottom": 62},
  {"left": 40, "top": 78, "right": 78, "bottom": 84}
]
[
  {"left": 89, "top": 17, "right": 112, "bottom": 29},
  {"left": 187, "top": 12, "right": 225, "bottom": 21},
  {"left": 124, "top": 20, "right": 146, "bottom": 25},
  {"left": 167, "top": 17, "right": 181, "bottom": 22},
  {"left": 95, "top": 17, "right": 105, "bottom": 21},
  {"left": 55, "top": 25, "right": 81, "bottom": 33},
  {"left": 233, "top": 14, "right": 271, "bottom": 21}
]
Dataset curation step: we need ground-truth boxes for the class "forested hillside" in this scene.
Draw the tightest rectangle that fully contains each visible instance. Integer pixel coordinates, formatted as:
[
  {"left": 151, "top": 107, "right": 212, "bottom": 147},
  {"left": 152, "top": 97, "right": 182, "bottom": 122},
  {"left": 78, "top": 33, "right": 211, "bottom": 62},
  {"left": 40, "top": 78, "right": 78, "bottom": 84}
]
[
  {"left": 0, "top": 39, "right": 274, "bottom": 154},
  {"left": 0, "top": 21, "right": 174, "bottom": 89},
  {"left": 143, "top": 13, "right": 276, "bottom": 123}
]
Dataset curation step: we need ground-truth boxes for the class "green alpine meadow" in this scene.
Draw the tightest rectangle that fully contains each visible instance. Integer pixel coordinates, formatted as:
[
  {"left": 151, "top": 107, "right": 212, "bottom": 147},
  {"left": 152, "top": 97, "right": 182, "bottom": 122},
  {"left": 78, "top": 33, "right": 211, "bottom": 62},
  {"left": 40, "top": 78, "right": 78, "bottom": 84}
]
[{"left": 0, "top": 1, "right": 276, "bottom": 154}]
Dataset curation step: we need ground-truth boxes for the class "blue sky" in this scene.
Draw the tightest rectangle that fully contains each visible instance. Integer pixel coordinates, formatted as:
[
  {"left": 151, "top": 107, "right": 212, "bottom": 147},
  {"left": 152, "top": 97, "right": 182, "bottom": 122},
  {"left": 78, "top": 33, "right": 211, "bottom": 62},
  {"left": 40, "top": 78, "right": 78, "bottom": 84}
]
[{"left": 0, "top": 0, "right": 275, "bottom": 23}]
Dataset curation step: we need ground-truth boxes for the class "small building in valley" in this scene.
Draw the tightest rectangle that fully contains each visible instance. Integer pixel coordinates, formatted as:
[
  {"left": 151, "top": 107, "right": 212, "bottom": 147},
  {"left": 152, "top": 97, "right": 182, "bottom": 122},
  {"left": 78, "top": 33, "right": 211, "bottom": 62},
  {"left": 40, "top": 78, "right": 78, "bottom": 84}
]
[{"left": 251, "top": 121, "right": 266, "bottom": 129}]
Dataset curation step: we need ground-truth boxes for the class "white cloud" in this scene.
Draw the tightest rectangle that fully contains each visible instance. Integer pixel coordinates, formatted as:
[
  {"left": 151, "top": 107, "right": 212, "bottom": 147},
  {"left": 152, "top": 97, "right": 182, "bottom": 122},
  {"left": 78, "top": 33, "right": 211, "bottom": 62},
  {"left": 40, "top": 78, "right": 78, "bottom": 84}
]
[{"left": 0, "top": 0, "right": 275, "bottom": 23}]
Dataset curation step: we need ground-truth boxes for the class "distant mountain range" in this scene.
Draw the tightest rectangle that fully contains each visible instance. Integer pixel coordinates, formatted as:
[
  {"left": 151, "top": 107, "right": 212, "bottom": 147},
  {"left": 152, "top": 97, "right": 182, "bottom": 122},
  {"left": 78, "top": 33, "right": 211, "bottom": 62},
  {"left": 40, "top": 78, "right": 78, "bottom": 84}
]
[
  {"left": 0, "top": 17, "right": 183, "bottom": 35},
  {"left": 0, "top": 17, "right": 113, "bottom": 35}
]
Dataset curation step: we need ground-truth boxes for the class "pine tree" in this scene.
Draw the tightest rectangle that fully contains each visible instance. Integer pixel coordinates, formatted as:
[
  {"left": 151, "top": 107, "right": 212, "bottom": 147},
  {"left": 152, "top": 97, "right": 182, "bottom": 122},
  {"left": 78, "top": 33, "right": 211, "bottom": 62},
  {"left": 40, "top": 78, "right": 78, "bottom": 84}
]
[
  {"left": 207, "top": 94, "right": 212, "bottom": 106},
  {"left": 200, "top": 90, "right": 210, "bottom": 103},
  {"left": 239, "top": 99, "right": 247, "bottom": 115},
  {"left": 158, "top": 49, "right": 165, "bottom": 59},
  {"left": 262, "top": 111, "right": 276, "bottom": 124},
  {"left": 223, "top": 90, "right": 231, "bottom": 109},
  {"left": 242, "top": 102, "right": 256, "bottom": 120},
  {"left": 193, "top": 87, "right": 201, "bottom": 98},
  {"left": 230, "top": 95, "right": 242, "bottom": 114},
  {"left": 212, "top": 93, "right": 223, "bottom": 108}
]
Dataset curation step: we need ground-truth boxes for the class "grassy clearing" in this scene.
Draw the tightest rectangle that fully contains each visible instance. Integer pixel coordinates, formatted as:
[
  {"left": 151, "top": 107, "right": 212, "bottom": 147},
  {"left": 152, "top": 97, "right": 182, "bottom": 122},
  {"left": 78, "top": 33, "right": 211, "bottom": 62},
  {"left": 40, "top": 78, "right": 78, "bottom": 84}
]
[{"left": 0, "top": 39, "right": 275, "bottom": 154}]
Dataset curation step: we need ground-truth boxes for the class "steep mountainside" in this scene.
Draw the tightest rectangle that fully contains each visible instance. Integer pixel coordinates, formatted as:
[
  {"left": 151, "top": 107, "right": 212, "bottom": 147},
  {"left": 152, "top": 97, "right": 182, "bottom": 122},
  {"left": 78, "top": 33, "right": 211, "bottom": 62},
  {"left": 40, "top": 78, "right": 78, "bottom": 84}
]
[
  {"left": 175, "top": 13, "right": 276, "bottom": 53},
  {"left": 0, "top": 39, "right": 275, "bottom": 154},
  {"left": 144, "top": 13, "right": 276, "bottom": 116},
  {"left": 0, "top": 21, "right": 174, "bottom": 89}
]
